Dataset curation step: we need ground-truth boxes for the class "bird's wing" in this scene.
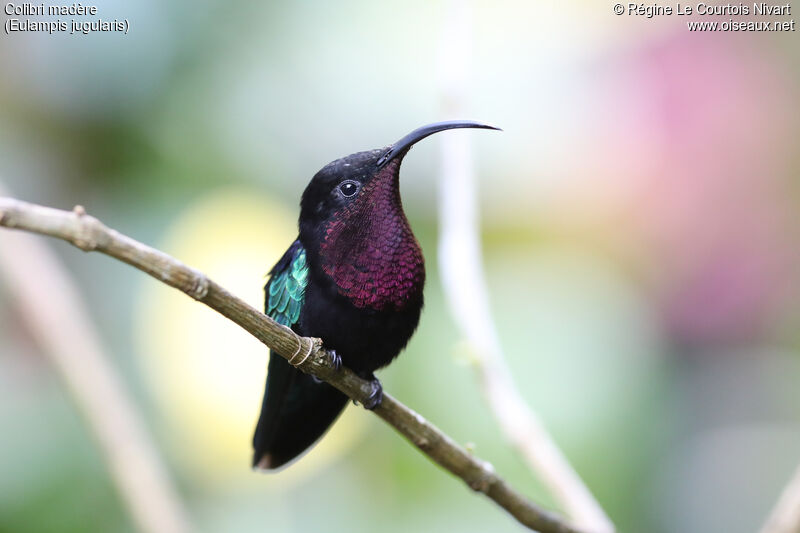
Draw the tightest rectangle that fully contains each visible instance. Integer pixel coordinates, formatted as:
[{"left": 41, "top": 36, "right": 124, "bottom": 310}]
[
  {"left": 254, "top": 239, "right": 347, "bottom": 469},
  {"left": 264, "top": 239, "right": 307, "bottom": 327}
]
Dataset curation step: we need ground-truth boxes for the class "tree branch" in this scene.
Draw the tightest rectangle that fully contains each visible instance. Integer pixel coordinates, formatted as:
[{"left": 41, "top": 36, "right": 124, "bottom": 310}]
[
  {"left": 0, "top": 196, "right": 584, "bottom": 533},
  {"left": 436, "top": 3, "right": 614, "bottom": 531},
  {"left": 0, "top": 188, "right": 191, "bottom": 533}
]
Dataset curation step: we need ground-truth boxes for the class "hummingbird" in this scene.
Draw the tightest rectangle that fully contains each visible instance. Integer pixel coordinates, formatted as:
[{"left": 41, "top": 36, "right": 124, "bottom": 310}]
[{"left": 253, "top": 120, "right": 499, "bottom": 470}]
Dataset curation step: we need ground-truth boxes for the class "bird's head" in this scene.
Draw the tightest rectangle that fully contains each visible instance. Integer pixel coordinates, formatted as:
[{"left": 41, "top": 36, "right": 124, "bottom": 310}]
[
  {"left": 298, "top": 120, "right": 499, "bottom": 309},
  {"left": 299, "top": 120, "right": 499, "bottom": 240}
]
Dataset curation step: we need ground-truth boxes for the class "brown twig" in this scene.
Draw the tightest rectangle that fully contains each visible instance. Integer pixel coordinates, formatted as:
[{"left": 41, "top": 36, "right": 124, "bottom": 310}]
[
  {"left": 436, "top": 2, "right": 614, "bottom": 531},
  {"left": 0, "top": 191, "right": 191, "bottom": 533},
  {"left": 0, "top": 196, "right": 585, "bottom": 533}
]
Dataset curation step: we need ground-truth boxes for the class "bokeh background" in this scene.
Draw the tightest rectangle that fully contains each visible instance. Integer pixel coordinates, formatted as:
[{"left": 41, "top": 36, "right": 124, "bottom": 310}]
[{"left": 1, "top": 1, "right": 799, "bottom": 532}]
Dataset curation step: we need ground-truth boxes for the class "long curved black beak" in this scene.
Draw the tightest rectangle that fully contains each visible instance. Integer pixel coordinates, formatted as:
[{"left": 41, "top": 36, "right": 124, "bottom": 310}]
[{"left": 376, "top": 120, "right": 501, "bottom": 168}]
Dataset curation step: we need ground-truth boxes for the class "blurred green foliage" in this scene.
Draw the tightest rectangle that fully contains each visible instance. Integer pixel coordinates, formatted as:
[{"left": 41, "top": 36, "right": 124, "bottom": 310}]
[{"left": 1, "top": 2, "right": 799, "bottom": 532}]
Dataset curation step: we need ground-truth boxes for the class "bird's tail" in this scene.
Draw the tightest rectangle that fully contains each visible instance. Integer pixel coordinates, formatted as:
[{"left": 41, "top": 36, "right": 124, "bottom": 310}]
[{"left": 252, "top": 351, "right": 348, "bottom": 470}]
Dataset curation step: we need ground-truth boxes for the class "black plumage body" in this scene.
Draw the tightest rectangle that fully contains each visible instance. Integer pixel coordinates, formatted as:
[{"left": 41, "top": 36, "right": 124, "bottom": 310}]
[
  {"left": 252, "top": 121, "right": 497, "bottom": 470},
  {"left": 298, "top": 243, "right": 424, "bottom": 374}
]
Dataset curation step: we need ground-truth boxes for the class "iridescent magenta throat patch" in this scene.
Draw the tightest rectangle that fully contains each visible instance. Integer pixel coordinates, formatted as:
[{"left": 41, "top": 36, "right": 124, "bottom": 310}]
[{"left": 319, "top": 163, "right": 424, "bottom": 310}]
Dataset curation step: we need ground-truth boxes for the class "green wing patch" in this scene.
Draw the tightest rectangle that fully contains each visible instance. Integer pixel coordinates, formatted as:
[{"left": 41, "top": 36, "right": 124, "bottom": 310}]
[{"left": 267, "top": 248, "right": 308, "bottom": 327}]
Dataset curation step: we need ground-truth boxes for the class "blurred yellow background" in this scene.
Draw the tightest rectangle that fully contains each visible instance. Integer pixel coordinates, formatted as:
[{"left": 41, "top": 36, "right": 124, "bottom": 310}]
[{"left": 1, "top": 1, "right": 798, "bottom": 532}]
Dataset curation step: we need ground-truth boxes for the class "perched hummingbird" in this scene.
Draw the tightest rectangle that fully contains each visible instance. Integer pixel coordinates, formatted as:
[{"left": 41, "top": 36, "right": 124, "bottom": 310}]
[{"left": 253, "top": 121, "right": 498, "bottom": 470}]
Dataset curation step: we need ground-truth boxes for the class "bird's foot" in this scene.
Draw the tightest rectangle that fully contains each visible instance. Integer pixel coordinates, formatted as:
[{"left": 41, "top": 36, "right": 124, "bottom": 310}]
[
  {"left": 328, "top": 349, "right": 342, "bottom": 372},
  {"left": 361, "top": 376, "right": 383, "bottom": 410},
  {"left": 312, "top": 350, "right": 342, "bottom": 384}
]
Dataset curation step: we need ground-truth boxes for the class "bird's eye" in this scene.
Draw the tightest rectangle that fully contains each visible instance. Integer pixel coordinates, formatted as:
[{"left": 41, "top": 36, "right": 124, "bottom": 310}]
[{"left": 338, "top": 180, "right": 360, "bottom": 198}]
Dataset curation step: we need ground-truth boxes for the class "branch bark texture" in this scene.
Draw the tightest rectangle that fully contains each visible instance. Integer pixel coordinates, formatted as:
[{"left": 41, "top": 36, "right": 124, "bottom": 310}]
[
  {"left": 0, "top": 193, "right": 191, "bottom": 533},
  {"left": 0, "top": 196, "right": 584, "bottom": 533}
]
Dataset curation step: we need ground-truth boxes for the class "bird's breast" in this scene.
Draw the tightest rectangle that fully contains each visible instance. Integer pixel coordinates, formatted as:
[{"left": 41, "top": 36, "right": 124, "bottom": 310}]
[
  {"left": 319, "top": 217, "right": 424, "bottom": 311},
  {"left": 320, "top": 231, "right": 424, "bottom": 311},
  {"left": 317, "top": 168, "right": 426, "bottom": 311}
]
